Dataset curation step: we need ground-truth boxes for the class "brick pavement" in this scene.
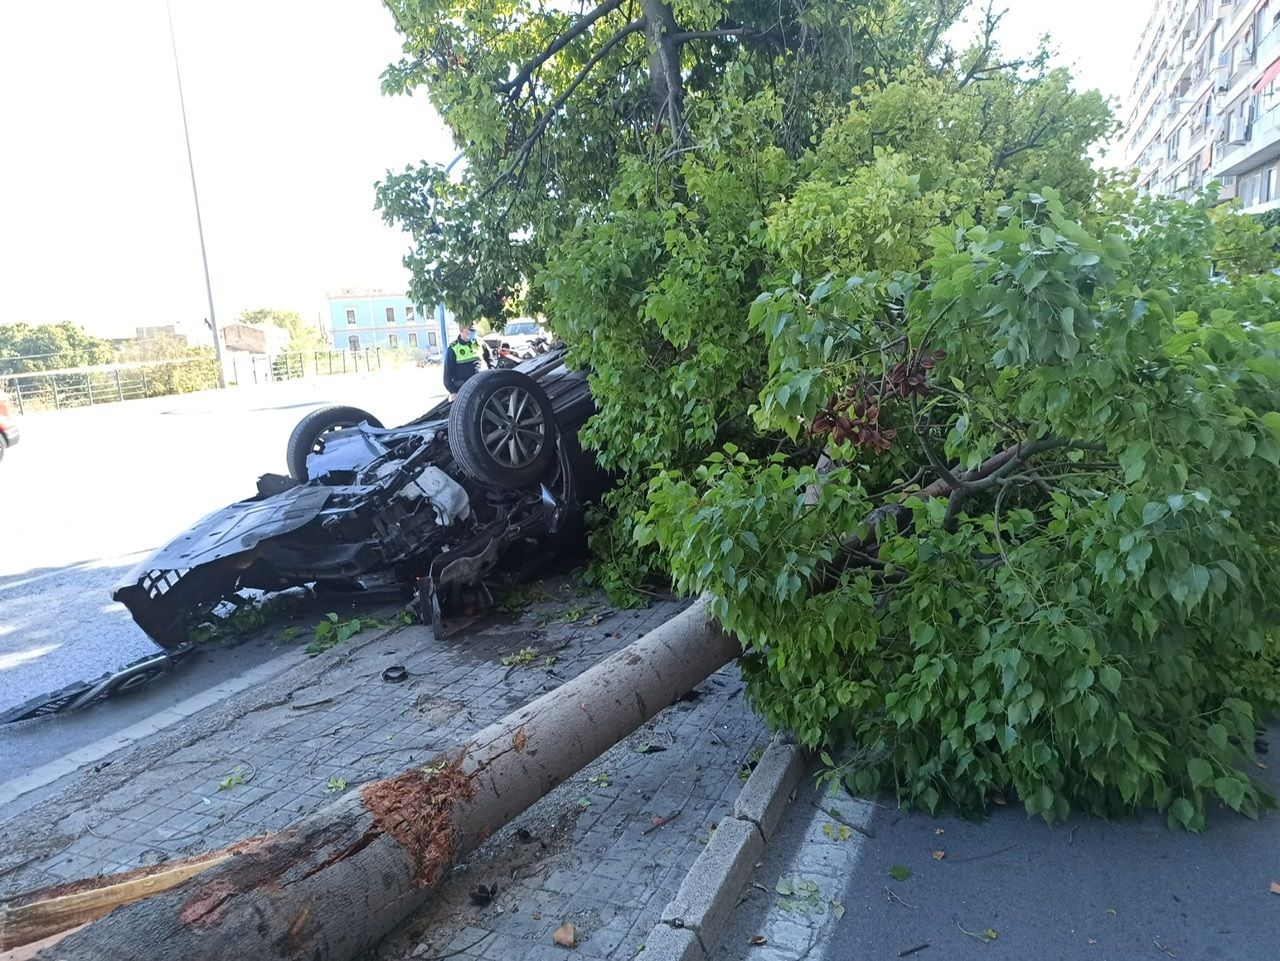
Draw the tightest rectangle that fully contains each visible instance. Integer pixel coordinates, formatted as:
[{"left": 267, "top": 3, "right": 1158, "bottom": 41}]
[
  {"left": 0, "top": 581, "right": 771, "bottom": 961},
  {"left": 375, "top": 662, "right": 766, "bottom": 961}
]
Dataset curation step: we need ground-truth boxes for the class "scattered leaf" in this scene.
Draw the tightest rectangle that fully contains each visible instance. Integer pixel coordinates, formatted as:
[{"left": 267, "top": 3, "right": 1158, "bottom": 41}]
[
  {"left": 988, "top": 792, "right": 1007, "bottom": 806},
  {"left": 633, "top": 742, "right": 667, "bottom": 754},
  {"left": 1104, "top": 908, "right": 1117, "bottom": 917},
  {"left": 831, "top": 900, "right": 846, "bottom": 920},
  {"left": 576, "top": 796, "right": 592, "bottom": 808},
  {"left": 1271, "top": 880, "right": 1280, "bottom": 895},
  {"left": 889, "top": 865, "right": 912, "bottom": 882},
  {"left": 325, "top": 775, "right": 347, "bottom": 793},
  {"left": 1088, "top": 939, "right": 1098, "bottom": 945},
  {"left": 957, "top": 923, "right": 998, "bottom": 944},
  {"left": 749, "top": 935, "right": 768, "bottom": 946},
  {"left": 932, "top": 850, "right": 945, "bottom": 861},
  {"left": 469, "top": 883, "right": 497, "bottom": 906},
  {"left": 776, "top": 877, "right": 794, "bottom": 896},
  {"left": 553, "top": 923, "right": 577, "bottom": 948},
  {"left": 934, "top": 828, "right": 945, "bottom": 835},
  {"left": 513, "top": 727, "right": 527, "bottom": 753},
  {"left": 532, "top": 912, "right": 542, "bottom": 920}
]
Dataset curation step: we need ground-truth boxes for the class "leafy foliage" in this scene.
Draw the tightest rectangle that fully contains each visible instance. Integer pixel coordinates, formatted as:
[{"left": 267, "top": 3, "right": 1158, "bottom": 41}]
[
  {"left": 0, "top": 321, "right": 114, "bottom": 372},
  {"left": 238, "top": 308, "right": 326, "bottom": 352},
  {"left": 642, "top": 191, "right": 1280, "bottom": 829},
  {"left": 379, "top": 0, "right": 1280, "bottom": 827}
]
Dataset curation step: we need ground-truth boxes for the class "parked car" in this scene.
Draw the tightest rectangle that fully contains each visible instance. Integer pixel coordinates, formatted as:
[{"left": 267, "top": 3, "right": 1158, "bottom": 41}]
[
  {"left": 483, "top": 320, "right": 552, "bottom": 369},
  {"left": 0, "top": 390, "right": 20, "bottom": 462},
  {"left": 112, "top": 349, "right": 608, "bottom": 649}
]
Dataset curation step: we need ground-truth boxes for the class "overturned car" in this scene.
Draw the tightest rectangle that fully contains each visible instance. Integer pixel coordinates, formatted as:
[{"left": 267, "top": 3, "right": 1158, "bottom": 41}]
[{"left": 113, "top": 349, "right": 608, "bottom": 649}]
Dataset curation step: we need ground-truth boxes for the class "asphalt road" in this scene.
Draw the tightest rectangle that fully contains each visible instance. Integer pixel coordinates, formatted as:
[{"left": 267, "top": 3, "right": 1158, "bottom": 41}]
[
  {"left": 0, "top": 367, "right": 446, "bottom": 748},
  {"left": 828, "top": 737, "right": 1280, "bottom": 961}
]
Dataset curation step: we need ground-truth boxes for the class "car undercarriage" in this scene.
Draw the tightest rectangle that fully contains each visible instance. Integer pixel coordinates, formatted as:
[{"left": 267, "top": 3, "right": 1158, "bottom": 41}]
[{"left": 113, "top": 349, "right": 606, "bottom": 651}]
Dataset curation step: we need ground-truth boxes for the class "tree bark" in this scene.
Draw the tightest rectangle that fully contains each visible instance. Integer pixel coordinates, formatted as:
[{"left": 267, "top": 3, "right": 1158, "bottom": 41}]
[
  {"left": 30, "top": 601, "right": 736, "bottom": 961},
  {"left": 642, "top": 0, "right": 684, "bottom": 140}
]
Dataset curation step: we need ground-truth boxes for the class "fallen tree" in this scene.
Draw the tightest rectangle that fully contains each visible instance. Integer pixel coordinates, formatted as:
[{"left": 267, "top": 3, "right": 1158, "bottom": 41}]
[
  {"left": 11, "top": 450, "right": 1018, "bottom": 959},
  {"left": 20, "top": 602, "right": 737, "bottom": 960}
]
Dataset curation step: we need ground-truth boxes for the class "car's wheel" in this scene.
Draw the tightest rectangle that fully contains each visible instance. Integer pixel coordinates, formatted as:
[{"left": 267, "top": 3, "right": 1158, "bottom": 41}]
[
  {"left": 286, "top": 405, "right": 383, "bottom": 481},
  {"left": 0, "top": 434, "right": 7, "bottom": 464},
  {"left": 448, "top": 369, "right": 557, "bottom": 488}
]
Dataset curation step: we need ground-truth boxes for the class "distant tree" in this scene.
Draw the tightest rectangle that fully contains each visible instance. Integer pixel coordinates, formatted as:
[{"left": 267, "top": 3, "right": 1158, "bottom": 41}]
[
  {"left": 0, "top": 321, "right": 115, "bottom": 373},
  {"left": 237, "top": 309, "right": 325, "bottom": 351}
]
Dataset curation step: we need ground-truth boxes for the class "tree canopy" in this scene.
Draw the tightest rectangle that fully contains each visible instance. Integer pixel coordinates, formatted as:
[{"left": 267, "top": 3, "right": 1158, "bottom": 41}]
[
  {"left": 237, "top": 308, "right": 326, "bottom": 351},
  {"left": 377, "top": 0, "right": 1280, "bottom": 829},
  {"left": 0, "top": 322, "right": 115, "bottom": 373}
]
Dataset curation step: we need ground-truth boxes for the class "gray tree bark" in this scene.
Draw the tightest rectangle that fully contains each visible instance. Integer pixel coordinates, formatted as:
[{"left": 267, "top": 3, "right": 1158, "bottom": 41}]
[{"left": 34, "top": 600, "right": 736, "bottom": 961}]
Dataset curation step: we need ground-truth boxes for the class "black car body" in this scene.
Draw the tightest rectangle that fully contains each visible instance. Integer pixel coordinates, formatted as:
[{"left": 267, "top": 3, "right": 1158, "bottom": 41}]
[{"left": 113, "top": 349, "right": 606, "bottom": 649}]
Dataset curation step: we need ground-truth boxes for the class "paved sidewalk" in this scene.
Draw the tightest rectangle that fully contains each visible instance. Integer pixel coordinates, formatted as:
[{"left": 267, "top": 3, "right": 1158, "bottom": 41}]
[
  {"left": 374, "top": 665, "right": 765, "bottom": 961},
  {"left": 1, "top": 580, "right": 772, "bottom": 961},
  {"left": 0, "top": 583, "right": 721, "bottom": 896}
]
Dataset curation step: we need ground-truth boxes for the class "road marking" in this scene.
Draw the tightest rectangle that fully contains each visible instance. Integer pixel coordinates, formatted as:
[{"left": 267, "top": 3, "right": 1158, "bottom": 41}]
[{"left": 0, "top": 647, "right": 302, "bottom": 809}]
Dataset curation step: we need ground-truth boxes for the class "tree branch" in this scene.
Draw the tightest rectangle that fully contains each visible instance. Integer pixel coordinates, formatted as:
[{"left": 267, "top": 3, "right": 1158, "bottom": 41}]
[
  {"left": 497, "top": 0, "right": 626, "bottom": 99},
  {"left": 488, "top": 18, "right": 645, "bottom": 195}
]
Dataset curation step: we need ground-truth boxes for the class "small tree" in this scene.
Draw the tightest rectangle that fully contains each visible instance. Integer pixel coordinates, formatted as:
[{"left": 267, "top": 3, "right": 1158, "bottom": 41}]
[{"left": 237, "top": 308, "right": 326, "bottom": 352}]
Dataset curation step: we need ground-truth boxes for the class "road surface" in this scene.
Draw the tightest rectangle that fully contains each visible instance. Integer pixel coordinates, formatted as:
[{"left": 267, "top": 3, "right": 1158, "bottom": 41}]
[{"left": 0, "top": 368, "right": 446, "bottom": 762}]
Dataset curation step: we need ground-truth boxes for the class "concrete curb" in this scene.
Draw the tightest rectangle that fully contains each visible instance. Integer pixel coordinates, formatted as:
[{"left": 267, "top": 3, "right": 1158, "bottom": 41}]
[{"left": 643, "top": 735, "right": 807, "bottom": 960}]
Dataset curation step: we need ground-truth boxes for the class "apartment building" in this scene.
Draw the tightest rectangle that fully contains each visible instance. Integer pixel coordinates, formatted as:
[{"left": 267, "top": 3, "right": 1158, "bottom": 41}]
[{"left": 1122, "top": 0, "right": 1280, "bottom": 212}]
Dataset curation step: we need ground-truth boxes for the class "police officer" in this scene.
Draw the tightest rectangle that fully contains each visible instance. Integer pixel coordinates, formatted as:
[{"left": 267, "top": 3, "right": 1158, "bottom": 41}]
[{"left": 443, "top": 323, "right": 491, "bottom": 398}]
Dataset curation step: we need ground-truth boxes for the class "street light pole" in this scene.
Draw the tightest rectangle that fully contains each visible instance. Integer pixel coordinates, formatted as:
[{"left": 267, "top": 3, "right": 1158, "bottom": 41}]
[
  {"left": 435, "top": 151, "right": 466, "bottom": 357},
  {"left": 166, "top": 0, "right": 226, "bottom": 388}
]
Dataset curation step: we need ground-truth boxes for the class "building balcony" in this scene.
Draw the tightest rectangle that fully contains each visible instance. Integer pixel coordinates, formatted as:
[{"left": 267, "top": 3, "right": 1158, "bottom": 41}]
[{"left": 1212, "top": 105, "right": 1280, "bottom": 177}]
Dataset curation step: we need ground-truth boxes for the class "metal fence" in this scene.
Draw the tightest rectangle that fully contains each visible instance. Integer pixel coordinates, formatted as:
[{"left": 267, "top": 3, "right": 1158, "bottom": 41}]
[
  {"left": 2, "top": 357, "right": 222, "bottom": 414},
  {"left": 229, "top": 347, "right": 388, "bottom": 386},
  {"left": 2, "top": 348, "right": 427, "bottom": 414}
]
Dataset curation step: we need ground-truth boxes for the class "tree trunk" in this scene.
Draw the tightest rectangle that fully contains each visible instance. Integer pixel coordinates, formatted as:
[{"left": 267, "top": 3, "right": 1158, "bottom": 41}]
[
  {"left": 32, "top": 600, "right": 736, "bottom": 961},
  {"left": 642, "top": 0, "right": 684, "bottom": 140}
]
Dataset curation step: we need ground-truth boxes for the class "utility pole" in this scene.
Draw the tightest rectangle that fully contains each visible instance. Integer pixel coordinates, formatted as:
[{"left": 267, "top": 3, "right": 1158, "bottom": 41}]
[
  {"left": 435, "top": 151, "right": 466, "bottom": 357},
  {"left": 166, "top": 0, "right": 226, "bottom": 388}
]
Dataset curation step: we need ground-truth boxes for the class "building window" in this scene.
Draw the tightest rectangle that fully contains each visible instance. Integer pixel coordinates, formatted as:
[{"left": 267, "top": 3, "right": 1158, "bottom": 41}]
[
  {"left": 1265, "top": 167, "right": 1276, "bottom": 204},
  {"left": 344, "top": 308, "right": 356, "bottom": 325},
  {"left": 406, "top": 305, "right": 416, "bottom": 322},
  {"left": 408, "top": 332, "right": 418, "bottom": 347},
  {"left": 348, "top": 335, "right": 361, "bottom": 351},
  {"left": 427, "top": 331, "right": 439, "bottom": 348},
  {"left": 385, "top": 307, "right": 396, "bottom": 324},
  {"left": 388, "top": 332, "right": 399, "bottom": 349}
]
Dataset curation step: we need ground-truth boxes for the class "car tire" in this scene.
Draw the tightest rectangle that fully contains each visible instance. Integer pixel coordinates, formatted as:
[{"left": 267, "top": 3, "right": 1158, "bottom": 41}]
[
  {"left": 448, "top": 370, "right": 557, "bottom": 488},
  {"left": 0, "top": 434, "right": 7, "bottom": 464},
  {"left": 286, "top": 405, "right": 383, "bottom": 481}
]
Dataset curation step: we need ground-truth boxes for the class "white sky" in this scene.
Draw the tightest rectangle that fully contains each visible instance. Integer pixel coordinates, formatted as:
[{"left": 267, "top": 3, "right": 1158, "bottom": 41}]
[{"left": 0, "top": 1, "right": 1151, "bottom": 341}]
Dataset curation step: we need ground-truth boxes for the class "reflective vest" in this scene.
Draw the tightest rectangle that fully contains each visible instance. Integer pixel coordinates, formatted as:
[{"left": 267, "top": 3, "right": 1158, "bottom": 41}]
[{"left": 451, "top": 340, "right": 481, "bottom": 363}]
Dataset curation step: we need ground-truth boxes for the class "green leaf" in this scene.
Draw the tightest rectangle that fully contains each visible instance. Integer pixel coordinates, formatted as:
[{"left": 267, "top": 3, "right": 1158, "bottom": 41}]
[
  {"left": 1187, "top": 758, "right": 1213, "bottom": 788},
  {"left": 1119, "top": 444, "right": 1149, "bottom": 484},
  {"left": 1214, "top": 777, "right": 1247, "bottom": 812},
  {"left": 1099, "top": 665, "right": 1122, "bottom": 694},
  {"left": 776, "top": 877, "right": 794, "bottom": 896},
  {"left": 889, "top": 865, "right": 912, "bottom": 881},
  {"left": 1142, "top": 502, "right": 1169, "bottom": 526},
  {"left": 1260, "top": 411, "right": 1280, "bottom": 440},
  {"left": 1168, "top": 797, "right": 1195, "bottom": 829}
]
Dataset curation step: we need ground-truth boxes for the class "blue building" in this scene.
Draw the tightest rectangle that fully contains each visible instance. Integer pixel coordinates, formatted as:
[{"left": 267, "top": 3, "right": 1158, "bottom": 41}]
[{"left": 325, "top": 289, "right": 459, "bottom": 358}]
